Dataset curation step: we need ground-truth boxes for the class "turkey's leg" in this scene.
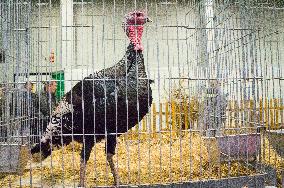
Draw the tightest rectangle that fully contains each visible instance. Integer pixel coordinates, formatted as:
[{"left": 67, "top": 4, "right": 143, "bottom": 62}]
[
  {"left": 105, "top": 135, "right": 120, "bottom": 186},
  {"left": 79, "top": 138, "right": 94, "bottom": 187},
  {"left": 107, "top": 153, "right": 120, "bottom": 186},
  {"left": 79, "top": 158, "right": 86, "bottom": 187}
]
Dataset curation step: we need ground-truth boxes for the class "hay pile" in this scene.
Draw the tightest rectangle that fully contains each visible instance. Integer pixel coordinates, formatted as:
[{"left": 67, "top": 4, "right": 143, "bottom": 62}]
[
  {"left": 262, "top": 137, "right": 284, "bottom": 186},
  {"left": 1, "top": 132, "right": 272, "bottom": 187}
]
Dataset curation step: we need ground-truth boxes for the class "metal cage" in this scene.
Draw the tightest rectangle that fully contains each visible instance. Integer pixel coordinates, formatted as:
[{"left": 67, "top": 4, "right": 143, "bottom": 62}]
[{"left": 0, "top": 0, "right": 283, "bottom": 187}]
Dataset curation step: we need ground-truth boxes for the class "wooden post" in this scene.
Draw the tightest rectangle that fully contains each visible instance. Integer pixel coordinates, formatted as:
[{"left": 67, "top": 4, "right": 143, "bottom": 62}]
[
  {"left": 228, "top": 100, "right": 233, "bottom": 128},
  {"left": 184, "top": 99, "right": 189, "bottom": 130},
  {"left": 159, "top": 103, "right": 163, "bottom": 131},
  {"left": 281, "top": 98, "right": 284, "bottom": 129},
  {"left": 270, "top": 99, "right": 274, "bottom": 129},
  {"left": 165, "top": 102, "right": 169, "bottom": 130},
  {"left": 152, "top": 103, "right": 156, "bottom": 138},
  {"left": 274, "top": 98, "right": 279, "bottom": 129},
  {"left": 141, "top": 117, "right": 147, "bottom": 140},
  {"left": 259, "top": 99, "right": 263, "bottom": 123},
  {"left": 265, "top": 99, "right": 269, "bottom": 129},
  {"left": 240, "top": 99, "right": 245, "bottom": 127},
  {"left": 176, "top": 102, "right": 181, "bottom": 133},
  {"left": 249, "top": 99, "right": 254, "bottom": 127},
  {"left": 171, "top": 101, "right": 177, "bottom": 133},
  {"left": 234, "top": 100, "right": 239, "bottom": 128}
]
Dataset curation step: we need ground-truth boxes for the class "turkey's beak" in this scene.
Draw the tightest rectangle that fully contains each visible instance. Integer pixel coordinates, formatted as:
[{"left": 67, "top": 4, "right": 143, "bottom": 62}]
[{"left": 146, "top": 17, "right": 152, "bottom": 22}]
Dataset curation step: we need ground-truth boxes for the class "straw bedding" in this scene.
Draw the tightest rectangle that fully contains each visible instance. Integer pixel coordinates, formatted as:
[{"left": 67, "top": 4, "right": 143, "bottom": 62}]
[{"left": 1, "top": 132, "right": 283, "bottom": 187}]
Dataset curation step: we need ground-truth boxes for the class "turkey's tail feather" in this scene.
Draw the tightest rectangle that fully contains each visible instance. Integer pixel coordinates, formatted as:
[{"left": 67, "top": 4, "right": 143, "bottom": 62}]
[
  {"left": 30, "top": 115, "right": 60, "bottom": 160},
  {"left": 31, "top": 141, "right": 51, "bottom": 160},
  {"left": 31, "top": 99, "right": 73, "bottom": 160}
]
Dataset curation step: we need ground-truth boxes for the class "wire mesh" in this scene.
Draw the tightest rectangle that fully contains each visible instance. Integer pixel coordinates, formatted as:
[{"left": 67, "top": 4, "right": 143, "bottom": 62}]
[{"left": 0, "top": 0, "right": 283, "bottom": 187}]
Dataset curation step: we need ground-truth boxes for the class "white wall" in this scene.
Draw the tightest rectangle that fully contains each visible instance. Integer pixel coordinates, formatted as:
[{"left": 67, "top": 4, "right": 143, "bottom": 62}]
[{"left": 3, "top": 0, "right": 283, "bottom": 102}]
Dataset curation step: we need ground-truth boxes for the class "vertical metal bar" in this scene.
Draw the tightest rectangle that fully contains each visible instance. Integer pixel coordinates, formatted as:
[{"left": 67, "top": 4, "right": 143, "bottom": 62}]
[
  {"left": 112, "top": 0, "right": 119, "bottom": 186},
  {"left": 163, "top": 0, "right": 173, "bottom": 183},
  {"left": 173, "top": 0, "right": 183, "bottom": 181},
  {"left": 186, "top": 0, "right": 193, "bottom": 180},
  {"left": 145, "top": 1, "right": 152, "bottom": 183},
  {"left": 100, "top": 0, "right": 108, "bottom": 184},
  {"left": 152, "top": 1, "right": 162, "bottom": 184},
  {"left": 91, "top": 0, "right": 97, "bottom": 186}
]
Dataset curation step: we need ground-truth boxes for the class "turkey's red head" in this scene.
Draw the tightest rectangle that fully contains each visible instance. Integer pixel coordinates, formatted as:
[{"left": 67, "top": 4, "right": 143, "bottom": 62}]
[
  {"left": 123, "top": 11, "right": 152, "bottom": 51},
  {"left": 124, "top": 11, "right": 151, "bottom": 25}
]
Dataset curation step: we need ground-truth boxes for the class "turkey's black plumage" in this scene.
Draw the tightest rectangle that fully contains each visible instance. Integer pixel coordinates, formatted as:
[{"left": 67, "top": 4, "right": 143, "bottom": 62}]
[
  {"left": 31, "top": 11, "right": 152, "bottom": 186},
  {"left": 31, "top": 42, "right": 153, "bottom": 160}
]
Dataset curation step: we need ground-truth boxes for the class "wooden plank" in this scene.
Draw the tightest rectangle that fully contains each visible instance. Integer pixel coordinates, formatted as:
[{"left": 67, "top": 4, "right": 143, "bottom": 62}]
[
  {"left": 176, "top": 102, "right": 181, "bottom": 132},
  {"left": 152, "top": 103, "right": 156, "bottom": 137},
  {"left": 228, "top": 100, "right": 232, "bottom": 128},
  {"left": 159, "top": 103, "right": 163, "bottom": 131},
  {"left": 141, "top": 116, "right": 147, "bottom": 140},
  {"left": 184, "top": 99, "right": 189, "bottom": 129},
  {"left": 281, "top": 98, "right": 284, "bottom": 128},
  {"left": 249, "top": 99, "right": 255, "bottom": 126},
  {"left": 228, "top": 100, "right": 233, "bottom": 128},
  {"left": 270, "top": 99, "right": 274, "bottom": 129},
  {"left": 274, "top": 98, "right": 279, "bottom": 129},
  {"left": 265, "top": 98, "right": 269, "bottom": 129},
  {"left": 259, "top": 99, "right": 263, "bottom": 123},
  {"left": 165, "top": 102, "right": 169, "bottom": 130},
  {"left": 171, "top": 101, "right": 176, "bottom": 132},
  {"left": 234, "top": 100, "right": 239, "bottom": 128},
  {"left": 240, "top": 100, "right": 244, "bottom": 111}
]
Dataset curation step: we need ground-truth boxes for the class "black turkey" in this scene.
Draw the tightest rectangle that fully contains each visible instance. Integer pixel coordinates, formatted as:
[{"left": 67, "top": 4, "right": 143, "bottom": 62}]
[{"left": 31, "top": 11, "right": 153, "bottom": 187}]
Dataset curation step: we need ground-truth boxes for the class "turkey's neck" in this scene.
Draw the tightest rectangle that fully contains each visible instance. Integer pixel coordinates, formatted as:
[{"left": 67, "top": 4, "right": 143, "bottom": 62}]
[
  {"left": 125, "top": 43, "right": 146, "bottom": 78},
  {"left": 127, "top": 25, "right": 144, "bottom": 51}
]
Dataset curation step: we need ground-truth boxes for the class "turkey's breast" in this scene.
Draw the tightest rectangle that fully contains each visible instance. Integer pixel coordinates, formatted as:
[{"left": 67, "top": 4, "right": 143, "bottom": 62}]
[{"left": 63, "top": 47, "right": 152, "bottom": 141}]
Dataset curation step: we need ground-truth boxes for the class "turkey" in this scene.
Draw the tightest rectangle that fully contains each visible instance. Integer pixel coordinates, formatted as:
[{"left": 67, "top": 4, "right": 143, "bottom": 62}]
[{"left": 31, "top": 11, "right": 153, "bottom": 187}]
